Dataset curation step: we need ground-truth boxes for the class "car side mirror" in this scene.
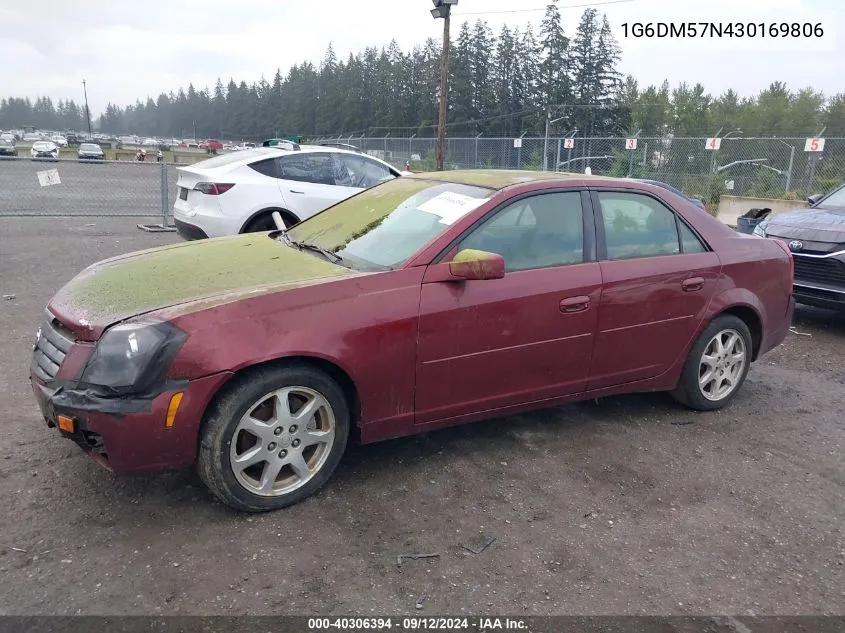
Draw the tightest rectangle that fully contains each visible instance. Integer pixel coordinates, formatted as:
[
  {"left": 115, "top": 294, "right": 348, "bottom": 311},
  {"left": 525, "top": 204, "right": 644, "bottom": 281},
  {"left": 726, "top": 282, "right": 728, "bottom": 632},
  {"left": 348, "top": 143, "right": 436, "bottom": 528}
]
[
  {"left": 448, "top": 249, "right": 505, "bottom": 281},
  {"left": 807, "top": 193, "right": 823, "bottom": 206}
]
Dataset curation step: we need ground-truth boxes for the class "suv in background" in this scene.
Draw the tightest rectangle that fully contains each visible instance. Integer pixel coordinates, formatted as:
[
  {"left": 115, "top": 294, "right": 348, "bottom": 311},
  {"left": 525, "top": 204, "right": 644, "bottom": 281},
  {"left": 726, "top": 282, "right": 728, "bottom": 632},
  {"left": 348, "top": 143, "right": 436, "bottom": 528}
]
[{"left": 172, "top": 144, "right": 402, "bottom": 239}]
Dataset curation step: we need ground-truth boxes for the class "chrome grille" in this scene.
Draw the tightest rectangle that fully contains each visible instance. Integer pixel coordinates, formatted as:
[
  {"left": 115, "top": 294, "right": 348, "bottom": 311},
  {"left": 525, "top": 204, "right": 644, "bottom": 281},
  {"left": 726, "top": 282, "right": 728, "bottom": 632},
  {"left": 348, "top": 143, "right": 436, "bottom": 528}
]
[{"left": 32, "top": 311, "right": 75, "bottom": 381}]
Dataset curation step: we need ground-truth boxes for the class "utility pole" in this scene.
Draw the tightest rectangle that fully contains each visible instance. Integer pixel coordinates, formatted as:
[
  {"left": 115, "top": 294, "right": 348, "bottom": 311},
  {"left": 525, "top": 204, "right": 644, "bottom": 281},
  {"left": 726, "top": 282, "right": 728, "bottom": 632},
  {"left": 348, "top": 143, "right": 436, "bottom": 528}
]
[
  {"left": 432, "top": 0, "right": 457, "bottom": 171},
  {"left": 82, "top": 79, "right": 92, "bottom": 137}
]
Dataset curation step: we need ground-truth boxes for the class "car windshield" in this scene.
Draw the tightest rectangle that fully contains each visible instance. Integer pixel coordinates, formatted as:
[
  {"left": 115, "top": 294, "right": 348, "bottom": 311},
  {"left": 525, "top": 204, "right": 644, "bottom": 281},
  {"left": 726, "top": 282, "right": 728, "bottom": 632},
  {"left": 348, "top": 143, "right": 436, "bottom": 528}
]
[
  {"left": 80, "top": 143, "right": 100, "bottom": 151},
  {"left": 820, "top": 186, "right": 845, "bottom": 208},
  {"left": 286, "top": 178, "right": 494, "bottom": 270}
]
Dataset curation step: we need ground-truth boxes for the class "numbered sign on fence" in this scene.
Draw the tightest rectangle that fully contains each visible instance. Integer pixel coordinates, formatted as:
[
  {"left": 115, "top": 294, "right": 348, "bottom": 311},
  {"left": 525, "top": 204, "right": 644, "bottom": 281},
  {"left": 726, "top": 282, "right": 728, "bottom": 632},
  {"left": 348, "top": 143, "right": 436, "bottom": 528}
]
[
  {"left": 705, "top": 137, "right": 722, "bottom": 151},
  {"left": 563, "top": 138, "right": 575, "bottom": 149},
  {"left": 804, "top": 137, "right": 825, "bottom": 152},
  {"left": 513, "top": 138, "right": 523, "bottom": 148},
  {"left": 625, "top": 138, "right": 637, "bottom": 150}
]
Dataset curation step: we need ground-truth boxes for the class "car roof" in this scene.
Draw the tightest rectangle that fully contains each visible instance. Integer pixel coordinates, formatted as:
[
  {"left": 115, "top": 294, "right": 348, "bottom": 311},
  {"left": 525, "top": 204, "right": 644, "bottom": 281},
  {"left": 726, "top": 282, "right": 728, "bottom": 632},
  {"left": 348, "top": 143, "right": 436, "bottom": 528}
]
[
  {"left": 186, "top": 145, "right": 395, "bottom": 172},
  {"left": 405, "top": 169, "right": 626, "bottom": 190}
]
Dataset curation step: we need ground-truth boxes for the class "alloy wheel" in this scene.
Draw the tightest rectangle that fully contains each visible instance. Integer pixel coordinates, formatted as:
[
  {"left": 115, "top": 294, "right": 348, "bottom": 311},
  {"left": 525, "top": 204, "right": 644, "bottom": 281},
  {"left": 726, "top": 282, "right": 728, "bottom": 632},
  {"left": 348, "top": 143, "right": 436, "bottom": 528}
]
[
  {"left": 698, "top": 328, "right": 747, "bottom": 402},
  {"left": 229, "top": 386, "right": 336, "bottom": 496}
]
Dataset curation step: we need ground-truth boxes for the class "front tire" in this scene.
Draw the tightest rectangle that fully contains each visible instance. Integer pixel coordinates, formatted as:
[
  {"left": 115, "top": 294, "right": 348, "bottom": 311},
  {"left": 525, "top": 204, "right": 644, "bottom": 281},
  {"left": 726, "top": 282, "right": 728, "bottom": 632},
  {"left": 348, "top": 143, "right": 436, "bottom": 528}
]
[
  {"left": 671, "top": 315, "right": 752, "bottom": 411},
  {"left": 198, "top": 364, "right": 350, "bottom": 512}
]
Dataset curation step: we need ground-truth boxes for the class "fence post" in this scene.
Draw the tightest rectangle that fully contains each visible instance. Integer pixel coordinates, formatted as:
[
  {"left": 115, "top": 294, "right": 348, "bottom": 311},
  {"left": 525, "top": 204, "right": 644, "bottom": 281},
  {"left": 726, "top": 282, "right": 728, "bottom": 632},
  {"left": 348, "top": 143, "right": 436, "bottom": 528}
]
[
  {"left": 160, "top": 161, "right": 169, "bottom": 227},
  {"left": 785, "top": 144, "right": 794, "bottom": 193},
  {"left": 555, "top": 139, "right": 561, "bottom": 171}
]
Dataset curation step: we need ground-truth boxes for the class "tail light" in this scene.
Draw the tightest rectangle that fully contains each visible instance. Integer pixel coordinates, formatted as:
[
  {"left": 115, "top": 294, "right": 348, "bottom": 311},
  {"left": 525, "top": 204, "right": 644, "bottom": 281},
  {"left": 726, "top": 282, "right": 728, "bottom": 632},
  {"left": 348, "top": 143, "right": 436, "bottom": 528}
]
[
  {"left": 772, "top": 238, "right": 794, "bottom": 286},
  {"left": 194, "top": 182, "right": 235, "bottom": 195}
]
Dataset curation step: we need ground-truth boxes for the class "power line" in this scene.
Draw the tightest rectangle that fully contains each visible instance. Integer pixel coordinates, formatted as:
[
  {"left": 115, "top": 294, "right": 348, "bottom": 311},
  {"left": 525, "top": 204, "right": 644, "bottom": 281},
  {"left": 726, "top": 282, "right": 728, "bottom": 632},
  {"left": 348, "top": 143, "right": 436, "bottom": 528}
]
[{"left": 455, "top": 0, "right": 635, "bottom": 16}]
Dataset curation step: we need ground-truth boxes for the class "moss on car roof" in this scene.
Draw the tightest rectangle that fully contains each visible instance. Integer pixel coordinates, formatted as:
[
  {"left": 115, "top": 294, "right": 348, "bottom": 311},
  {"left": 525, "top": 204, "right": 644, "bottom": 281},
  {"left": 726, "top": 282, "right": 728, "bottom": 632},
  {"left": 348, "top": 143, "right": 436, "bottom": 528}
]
[{"left": 406, "top": 169, "right": 620, "bottom": 190}]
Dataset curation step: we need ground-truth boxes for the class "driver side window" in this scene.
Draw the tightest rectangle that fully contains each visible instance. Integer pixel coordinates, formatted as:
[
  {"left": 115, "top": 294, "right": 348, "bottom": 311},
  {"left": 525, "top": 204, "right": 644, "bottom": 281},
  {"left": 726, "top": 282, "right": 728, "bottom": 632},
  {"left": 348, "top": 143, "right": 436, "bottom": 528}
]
[
  {"left": 334, "top": 154, "right": 395, "bottom": 188},
  {"left": 458, "top": 192, "right": 584, "bottom": 272}
]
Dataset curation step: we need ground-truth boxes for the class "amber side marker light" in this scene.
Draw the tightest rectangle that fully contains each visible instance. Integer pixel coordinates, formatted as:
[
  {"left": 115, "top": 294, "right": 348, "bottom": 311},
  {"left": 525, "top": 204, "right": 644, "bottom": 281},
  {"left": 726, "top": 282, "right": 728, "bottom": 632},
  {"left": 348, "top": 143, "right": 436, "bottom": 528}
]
[
  {"left": 166, "top": 393, "right": 184, "bottom": 428},
  {"left": 57, "top": 415, "right": 75, "bottom": 433}
]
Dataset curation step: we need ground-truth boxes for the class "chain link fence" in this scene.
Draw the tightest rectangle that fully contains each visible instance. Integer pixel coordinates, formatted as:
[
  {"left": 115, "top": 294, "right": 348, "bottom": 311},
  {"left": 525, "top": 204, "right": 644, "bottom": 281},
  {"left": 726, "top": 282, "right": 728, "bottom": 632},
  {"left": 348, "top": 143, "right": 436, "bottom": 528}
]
[
  {"left": 315, "top": 135, "right": 845, "bottom": 206},
  {"left": 1, "top": 137, "right": 843, "bottom": 221}
]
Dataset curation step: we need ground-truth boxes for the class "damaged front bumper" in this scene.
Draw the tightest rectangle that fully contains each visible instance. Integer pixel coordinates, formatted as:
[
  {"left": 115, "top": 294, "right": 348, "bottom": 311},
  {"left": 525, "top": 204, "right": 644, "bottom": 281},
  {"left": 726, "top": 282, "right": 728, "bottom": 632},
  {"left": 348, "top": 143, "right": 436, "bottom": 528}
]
[{"left": 30, "top": 372, "right": 231, "bottom": 476}]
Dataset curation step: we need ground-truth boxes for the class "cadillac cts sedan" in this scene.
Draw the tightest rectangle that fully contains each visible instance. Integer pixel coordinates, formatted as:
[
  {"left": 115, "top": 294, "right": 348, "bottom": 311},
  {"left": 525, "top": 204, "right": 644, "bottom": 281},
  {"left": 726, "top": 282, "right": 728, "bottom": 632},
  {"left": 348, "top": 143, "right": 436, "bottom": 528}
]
[{"left": 30, "top": 170, "right": 794, "bottom": 512}]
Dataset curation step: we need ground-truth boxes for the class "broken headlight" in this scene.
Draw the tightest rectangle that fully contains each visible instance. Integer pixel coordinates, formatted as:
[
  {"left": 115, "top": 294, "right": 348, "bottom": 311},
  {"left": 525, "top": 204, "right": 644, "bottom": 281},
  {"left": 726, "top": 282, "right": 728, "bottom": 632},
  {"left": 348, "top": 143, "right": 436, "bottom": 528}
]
[{"left": 81, "top": 322, "right": 186, "bottom": 391}]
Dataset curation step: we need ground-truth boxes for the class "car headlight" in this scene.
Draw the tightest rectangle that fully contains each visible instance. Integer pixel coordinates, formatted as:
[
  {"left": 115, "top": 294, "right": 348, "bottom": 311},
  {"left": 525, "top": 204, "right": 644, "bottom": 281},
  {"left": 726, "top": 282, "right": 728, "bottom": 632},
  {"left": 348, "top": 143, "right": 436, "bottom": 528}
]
[
  {"left": 80, "top": 321, "right": 186, "bottom": 391},
  {"left": 752, "top": 220, "right": 768, "bottom": 237}
]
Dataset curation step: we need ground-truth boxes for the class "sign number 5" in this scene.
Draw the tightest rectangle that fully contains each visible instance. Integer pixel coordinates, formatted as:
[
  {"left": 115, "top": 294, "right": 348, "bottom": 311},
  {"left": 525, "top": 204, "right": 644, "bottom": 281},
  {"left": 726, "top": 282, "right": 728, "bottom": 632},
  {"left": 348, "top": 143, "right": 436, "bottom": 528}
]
[{"left": 804, "top": 137, "right": 825, "bottom": 152}]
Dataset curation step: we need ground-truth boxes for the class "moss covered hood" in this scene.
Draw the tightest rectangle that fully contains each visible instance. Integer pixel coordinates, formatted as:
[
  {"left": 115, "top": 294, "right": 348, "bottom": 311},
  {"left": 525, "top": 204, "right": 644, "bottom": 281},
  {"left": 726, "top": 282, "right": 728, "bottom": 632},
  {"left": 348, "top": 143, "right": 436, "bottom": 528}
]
[{"left": 49, "top": 233, "right": 355, "bottom": 340}]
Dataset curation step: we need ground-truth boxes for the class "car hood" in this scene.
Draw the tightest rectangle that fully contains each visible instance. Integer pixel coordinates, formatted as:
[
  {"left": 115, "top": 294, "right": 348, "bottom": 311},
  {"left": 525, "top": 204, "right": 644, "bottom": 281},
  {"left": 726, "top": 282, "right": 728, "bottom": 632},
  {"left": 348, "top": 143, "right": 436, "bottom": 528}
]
[
  {"left": 48, "top": 233, "right": 357, "bottom": 341},
  {"left": 764, "top": 207, "right": 845, "bottom": 242}
]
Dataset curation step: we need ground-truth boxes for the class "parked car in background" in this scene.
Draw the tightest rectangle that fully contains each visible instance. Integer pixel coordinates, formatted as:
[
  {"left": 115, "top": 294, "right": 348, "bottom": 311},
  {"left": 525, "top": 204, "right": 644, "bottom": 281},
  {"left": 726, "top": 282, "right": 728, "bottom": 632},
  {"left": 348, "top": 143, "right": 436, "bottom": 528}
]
[
  {"left": 142, "top": 137, "right": 159, "bottom": 147},
  {"left": 753, "top": 183, "right": 845, "bottom": 311},
  {"left": 30, "top": 171, "right": 794, "bottom": 512},
  {"left": 0, "top": 138, "right": 16, "bottom": 157},
  {"left": 77, "top": 142, "right": 105, "bottom": 161},
  {"left": 65, "top": 133, "right": 82, "bottom": 146},
  {"left": 30, "top": 140, "right": 59, "bottom": 160},
  {"left": 23, "top": 132, "right": 42, "bottom": 143},
  {"left": 638, "top": 179, "right": 707, "bottom": 210},
  {"left": 199, "top": 139, "right": 224, "bottom": 152},
  {"left": 51, "top": 135, "right": 68, "bottom": 147},
  {"left": 172, "top": 144, "right": 402, "bottom": 239},
  {"left": 0, "top": 132, "right": 16, "bottom": 143}
]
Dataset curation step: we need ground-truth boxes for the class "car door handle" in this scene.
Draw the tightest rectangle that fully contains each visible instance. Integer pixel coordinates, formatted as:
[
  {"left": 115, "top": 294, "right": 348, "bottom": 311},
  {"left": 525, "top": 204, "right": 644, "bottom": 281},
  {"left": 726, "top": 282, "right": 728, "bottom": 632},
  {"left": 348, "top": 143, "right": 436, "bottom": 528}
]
[
  {"left": 559, "top": 296, "right": 590, "bottom": 313},
  {"left": 289, "top": 189, "right": 305, "bottom": 194},
  {"left": 682, "top": 277, "right": 705, "bottom": 292}
]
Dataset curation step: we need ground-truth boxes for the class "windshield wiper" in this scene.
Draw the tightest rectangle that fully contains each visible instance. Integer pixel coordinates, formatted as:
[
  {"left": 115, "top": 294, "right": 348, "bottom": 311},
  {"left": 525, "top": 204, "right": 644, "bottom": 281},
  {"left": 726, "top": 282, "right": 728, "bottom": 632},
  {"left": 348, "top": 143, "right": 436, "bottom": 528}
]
[{"left": 279, "top": 231, "right": 342, "bottom": 263}]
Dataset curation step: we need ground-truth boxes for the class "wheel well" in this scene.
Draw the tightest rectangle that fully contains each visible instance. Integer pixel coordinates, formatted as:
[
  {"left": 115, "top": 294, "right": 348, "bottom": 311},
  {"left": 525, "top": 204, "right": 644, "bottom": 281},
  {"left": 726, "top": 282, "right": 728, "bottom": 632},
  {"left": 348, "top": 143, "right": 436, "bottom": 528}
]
[
  {"left": 720, "top": 306, "right": 762, "bottom": 360},
  {"left": 202, "top": 356, "right": 361, "bottom": 437},
  {"left": 240, "top": 208, "right": 299, "bottom": 233}
]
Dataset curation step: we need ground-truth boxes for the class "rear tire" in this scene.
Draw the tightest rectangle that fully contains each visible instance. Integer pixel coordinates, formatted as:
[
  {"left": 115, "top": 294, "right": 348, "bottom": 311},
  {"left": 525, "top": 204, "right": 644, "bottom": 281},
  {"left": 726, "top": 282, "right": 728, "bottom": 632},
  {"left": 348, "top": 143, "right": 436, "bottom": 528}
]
[
  {"left": 670, "top": 315, "right": 752, "bottom": 411},
  {"left": 197, "top": 364, "right": 350, "bottom": 512},
  {"left": 243, "top": 211, "right": 292, "bottom": 233}
]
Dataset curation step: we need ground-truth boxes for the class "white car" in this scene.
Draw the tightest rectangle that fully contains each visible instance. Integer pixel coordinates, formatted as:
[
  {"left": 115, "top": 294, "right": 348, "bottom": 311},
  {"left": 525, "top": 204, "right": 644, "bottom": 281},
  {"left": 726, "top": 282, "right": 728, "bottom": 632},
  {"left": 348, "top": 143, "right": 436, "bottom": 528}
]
[
  {"left": 51, "top": 134, "right": 68, "bottom": 147},
  {"left": 30, "top": 141, "right": 59, "bottom": 159},
  {"left": 172, "top": 144, "right": 404, "bottom": 239},
  {"left": 142, "top": 137, "right": 159, "bottom": 147}
]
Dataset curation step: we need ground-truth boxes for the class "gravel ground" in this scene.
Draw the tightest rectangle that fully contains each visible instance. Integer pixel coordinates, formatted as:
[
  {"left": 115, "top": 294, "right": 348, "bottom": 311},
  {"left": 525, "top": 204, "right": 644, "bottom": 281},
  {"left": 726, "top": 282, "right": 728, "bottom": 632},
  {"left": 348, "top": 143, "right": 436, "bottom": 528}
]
[{"left": 0, "top": 217, "right": 843, "bottom": 616}]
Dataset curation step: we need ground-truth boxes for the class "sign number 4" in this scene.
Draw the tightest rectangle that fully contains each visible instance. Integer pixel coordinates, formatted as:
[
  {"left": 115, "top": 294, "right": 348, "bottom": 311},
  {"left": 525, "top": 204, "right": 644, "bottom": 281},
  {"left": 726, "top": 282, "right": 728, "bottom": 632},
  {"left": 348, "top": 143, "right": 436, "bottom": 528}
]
[{"left": 705, "top": 137, "right": 722, "bottom": 151}]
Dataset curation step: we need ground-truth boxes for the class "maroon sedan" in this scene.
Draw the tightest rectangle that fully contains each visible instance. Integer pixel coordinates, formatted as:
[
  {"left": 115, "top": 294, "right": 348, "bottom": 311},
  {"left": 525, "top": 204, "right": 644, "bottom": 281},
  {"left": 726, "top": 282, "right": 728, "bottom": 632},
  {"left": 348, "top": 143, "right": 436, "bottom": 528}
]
[{"left": 30, "top": 170, "right": 794, "bottom": 512}]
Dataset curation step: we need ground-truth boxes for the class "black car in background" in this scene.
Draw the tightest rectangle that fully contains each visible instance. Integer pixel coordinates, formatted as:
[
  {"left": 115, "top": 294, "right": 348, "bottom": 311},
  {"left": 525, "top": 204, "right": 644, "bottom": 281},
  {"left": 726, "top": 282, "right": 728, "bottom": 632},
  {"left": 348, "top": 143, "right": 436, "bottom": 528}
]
[
  {"left": 0, "top": 138, "right": 16, "bottom": 157},
  {"left": 77, "top": 142, "right": 105, "bottom": 161},
  {"left": 754, "top": 183, "right": 845, "bottom": 311}
]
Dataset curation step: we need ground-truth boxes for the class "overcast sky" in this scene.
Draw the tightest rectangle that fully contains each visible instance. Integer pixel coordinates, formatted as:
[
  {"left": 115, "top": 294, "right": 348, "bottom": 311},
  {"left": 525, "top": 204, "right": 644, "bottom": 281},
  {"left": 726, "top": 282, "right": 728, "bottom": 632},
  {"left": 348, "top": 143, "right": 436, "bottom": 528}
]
[{"left": 1, "top": 0, "right": 842, "bottom": 115}]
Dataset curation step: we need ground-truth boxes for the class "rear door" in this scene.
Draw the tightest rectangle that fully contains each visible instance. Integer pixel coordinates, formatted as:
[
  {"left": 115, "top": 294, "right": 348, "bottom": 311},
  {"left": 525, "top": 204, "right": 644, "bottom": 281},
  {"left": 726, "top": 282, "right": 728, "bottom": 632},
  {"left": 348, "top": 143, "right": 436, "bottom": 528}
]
[
  {"left": 278, "top": 152, "right": 345, "bottom": 219},
  {"left": 587, "top": 189, "right": 721, "bottom": 390}
]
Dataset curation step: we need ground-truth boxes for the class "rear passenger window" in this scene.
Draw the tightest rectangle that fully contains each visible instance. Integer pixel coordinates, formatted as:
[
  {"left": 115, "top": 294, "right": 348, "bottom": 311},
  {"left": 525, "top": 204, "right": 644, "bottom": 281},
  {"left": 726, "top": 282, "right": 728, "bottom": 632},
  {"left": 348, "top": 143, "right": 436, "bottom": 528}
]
[
  {"left": 249, "top": 158, "right": 279, "bottom": 178},
  {"left": 279, "top": 153, "right": 336, "bottom": 185},
  {"left": 598, "top": 192, "right": 680, "bottom": 260},
  {"left": 678, "top": 221, "right": 706, "bottom": 253}
]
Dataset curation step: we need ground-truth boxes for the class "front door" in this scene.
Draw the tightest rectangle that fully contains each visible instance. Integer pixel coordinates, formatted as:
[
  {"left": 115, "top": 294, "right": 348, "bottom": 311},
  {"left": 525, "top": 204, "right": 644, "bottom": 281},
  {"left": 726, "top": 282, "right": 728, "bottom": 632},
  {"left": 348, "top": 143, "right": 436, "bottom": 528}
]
[
  {"left": 587, "top": 189, "right": 721, "bottom": 390},
  {"left": 415, "top": 190, "right": 601, "bottom": 424}
]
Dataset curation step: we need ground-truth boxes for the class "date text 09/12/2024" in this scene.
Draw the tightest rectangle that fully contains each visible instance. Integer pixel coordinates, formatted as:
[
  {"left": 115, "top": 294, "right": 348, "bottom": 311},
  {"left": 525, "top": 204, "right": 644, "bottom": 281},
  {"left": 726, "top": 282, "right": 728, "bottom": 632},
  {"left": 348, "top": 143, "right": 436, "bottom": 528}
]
[
  {"left": 308, "top": 617, "right": 528, "bottom": 630},
  {"left": 621, "top": 22, "right": 824, "bottom": 38}
]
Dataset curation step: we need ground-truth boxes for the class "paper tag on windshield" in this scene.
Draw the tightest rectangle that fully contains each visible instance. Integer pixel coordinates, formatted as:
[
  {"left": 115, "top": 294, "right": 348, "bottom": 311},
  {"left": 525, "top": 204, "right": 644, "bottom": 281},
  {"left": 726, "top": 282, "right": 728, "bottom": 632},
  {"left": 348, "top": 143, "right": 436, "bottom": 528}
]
[{"left": 419, "top": 191, "right": 486, "bottom": 225}]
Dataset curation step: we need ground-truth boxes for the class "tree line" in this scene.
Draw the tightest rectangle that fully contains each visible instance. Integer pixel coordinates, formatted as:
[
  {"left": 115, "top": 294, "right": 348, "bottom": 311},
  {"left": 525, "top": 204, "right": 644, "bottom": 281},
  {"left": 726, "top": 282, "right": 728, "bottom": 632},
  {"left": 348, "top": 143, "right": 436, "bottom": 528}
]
[{"left": 1, "top": 1, "right": 844, "bottom": 140}]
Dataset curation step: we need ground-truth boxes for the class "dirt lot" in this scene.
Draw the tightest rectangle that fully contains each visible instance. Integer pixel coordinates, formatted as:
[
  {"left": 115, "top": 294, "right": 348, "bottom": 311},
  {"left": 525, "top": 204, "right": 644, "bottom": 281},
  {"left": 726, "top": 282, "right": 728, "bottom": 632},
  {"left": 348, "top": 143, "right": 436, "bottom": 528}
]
[{"left": 0, "top": 217, "right": 843, "bottom": 616}]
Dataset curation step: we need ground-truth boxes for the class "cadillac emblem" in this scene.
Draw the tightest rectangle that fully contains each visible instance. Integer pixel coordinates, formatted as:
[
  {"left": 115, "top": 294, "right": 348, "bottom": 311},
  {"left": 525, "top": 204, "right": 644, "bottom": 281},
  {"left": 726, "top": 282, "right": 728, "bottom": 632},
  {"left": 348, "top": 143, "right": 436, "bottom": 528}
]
[{"left": 787, "top": 240, "right": 803, "bottom": 252}]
